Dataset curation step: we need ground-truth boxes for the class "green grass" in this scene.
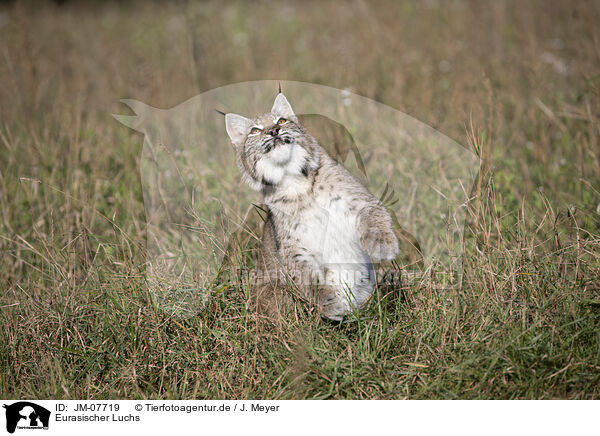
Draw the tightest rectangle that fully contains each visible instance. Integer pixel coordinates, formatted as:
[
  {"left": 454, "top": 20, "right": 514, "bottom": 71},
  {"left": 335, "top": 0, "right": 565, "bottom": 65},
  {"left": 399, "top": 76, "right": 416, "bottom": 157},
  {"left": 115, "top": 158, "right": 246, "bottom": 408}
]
[{"left": 1, "top": 0, "right": 600, "bottom": 399}]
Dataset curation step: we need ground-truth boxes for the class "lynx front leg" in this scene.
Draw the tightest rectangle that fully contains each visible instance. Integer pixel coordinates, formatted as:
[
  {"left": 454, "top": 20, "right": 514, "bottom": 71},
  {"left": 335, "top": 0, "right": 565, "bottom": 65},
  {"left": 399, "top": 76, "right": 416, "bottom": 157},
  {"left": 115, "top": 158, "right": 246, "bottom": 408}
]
[
  {"left": 358, "top": 205, "right": 399, "bottom": 261},
  {"left": 316, "top": 283, "right": 349, "bottom": 321}
]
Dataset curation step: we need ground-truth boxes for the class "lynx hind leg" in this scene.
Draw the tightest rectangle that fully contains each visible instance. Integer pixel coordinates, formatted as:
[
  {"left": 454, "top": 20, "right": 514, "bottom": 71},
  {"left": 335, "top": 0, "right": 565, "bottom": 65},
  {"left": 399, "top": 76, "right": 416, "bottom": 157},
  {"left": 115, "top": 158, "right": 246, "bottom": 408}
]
[
  {"left": 256, "top": 256, "right": 349, "bottom": 321},
  {"left": 253, "top": 215, "right": 290, "bottom": 319},
  {"left": 255, "top": 265, "right": 349, "bottom": 321},
  {"left": 253, "top": 213, "right": 314, "bottom": 319},
  {"left": 253, "top": 278, "right": 291, "bottom": 320},
  {"left": 256, "top": 213, "right": 350, "bottom": 321}
]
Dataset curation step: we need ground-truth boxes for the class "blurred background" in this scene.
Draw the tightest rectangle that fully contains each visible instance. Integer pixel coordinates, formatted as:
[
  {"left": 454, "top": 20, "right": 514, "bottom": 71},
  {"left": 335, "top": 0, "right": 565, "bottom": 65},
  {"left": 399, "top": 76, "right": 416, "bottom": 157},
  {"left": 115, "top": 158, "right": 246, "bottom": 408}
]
[
  {"left": 2, "top": 1, "right": 599, "bottom": 218},
  {"left": 1, "top": 0, "right": 599, "bottom": 399}
]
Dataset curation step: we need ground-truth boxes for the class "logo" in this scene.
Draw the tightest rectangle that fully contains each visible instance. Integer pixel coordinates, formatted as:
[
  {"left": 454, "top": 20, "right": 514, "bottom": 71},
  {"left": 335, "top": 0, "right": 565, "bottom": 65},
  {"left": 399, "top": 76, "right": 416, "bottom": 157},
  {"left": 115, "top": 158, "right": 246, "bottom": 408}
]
[
  {"left": 115, "top": 80, "right": 479, "bottom": 318},
  {"left": 2, "top": 402, "right": 50, "bottom": 434}
]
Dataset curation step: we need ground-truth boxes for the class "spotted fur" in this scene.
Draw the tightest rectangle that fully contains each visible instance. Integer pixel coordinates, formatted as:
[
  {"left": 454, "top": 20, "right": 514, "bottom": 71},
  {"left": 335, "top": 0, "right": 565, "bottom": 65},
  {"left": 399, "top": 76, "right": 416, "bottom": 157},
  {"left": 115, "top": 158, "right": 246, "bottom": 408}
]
[{"left": 225, "top": 93, "right": 398, "bottom": 320}]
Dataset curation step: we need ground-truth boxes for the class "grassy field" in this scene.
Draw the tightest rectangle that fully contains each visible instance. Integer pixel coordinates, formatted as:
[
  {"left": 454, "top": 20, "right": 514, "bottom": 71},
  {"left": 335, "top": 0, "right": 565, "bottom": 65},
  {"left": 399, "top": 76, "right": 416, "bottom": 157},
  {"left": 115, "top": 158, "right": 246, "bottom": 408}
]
[{"left": 1, "top": 0, "right": 600, "bottom": 399}]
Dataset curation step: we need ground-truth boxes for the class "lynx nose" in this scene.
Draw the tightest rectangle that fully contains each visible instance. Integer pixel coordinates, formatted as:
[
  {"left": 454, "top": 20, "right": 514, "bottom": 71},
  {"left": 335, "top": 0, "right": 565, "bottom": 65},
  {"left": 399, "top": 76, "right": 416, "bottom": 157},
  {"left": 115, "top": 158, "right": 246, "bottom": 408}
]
[{"left": 266, "top": 125, "right": 280, "bottom": 137}]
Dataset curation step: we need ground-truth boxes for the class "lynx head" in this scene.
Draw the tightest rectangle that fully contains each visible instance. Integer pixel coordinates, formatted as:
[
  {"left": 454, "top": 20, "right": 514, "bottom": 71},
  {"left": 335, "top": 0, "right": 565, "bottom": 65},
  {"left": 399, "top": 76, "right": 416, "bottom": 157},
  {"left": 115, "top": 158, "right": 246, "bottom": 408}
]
[{"left": 224, "top": 93, "right": 319, "bottom": 192}]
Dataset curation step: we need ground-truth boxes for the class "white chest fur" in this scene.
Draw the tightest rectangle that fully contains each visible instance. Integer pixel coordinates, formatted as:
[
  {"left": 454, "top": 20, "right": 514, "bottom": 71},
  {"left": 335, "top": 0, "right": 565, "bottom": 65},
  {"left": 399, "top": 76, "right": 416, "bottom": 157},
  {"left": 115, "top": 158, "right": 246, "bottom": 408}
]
[
  {"left": 272, "top": 189, "right": 374, "bottom": 307},
  {"left": 262, "top": 148, "right": 375, "bottom": 308},
  {"left": 298, "top": 193, "right": 363, "bottom": 264}
]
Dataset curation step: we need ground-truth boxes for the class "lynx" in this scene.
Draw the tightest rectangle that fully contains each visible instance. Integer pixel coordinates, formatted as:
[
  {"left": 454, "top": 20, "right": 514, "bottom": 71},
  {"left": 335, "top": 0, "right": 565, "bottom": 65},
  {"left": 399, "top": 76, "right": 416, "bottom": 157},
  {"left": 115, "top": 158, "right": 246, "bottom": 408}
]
[{"left": 224, "top": 92, "right": 398, "bottom": 320}]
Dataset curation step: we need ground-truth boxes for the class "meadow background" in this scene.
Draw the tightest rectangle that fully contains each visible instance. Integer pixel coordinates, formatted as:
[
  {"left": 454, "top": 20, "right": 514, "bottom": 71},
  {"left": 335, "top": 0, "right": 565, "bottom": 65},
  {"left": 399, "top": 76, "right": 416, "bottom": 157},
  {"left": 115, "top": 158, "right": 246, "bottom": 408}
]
[{"left": 1, "top": 0, "right": 599, "bottom": 399}]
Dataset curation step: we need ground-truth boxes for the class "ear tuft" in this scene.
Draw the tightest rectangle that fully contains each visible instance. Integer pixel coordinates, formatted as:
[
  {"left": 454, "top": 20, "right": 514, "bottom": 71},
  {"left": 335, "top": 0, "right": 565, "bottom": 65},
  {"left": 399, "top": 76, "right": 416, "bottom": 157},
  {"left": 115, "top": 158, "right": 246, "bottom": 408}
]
[
  {"left": 225, "top": 113, "right": 250, "bottom": 146},
  {"left": 271, "top": 94, "right": 295, "bottom": 118}
]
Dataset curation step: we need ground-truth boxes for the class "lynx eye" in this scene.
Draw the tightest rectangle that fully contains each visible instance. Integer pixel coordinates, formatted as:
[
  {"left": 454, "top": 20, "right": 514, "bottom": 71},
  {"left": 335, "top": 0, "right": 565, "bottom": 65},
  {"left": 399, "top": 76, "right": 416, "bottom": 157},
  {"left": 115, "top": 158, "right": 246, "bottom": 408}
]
[
  {"left": 249, "top": 127, "right": 262, "bottom": 135},
  {"left": 277, "top": 118, "right": 288, "bottom": 125}
]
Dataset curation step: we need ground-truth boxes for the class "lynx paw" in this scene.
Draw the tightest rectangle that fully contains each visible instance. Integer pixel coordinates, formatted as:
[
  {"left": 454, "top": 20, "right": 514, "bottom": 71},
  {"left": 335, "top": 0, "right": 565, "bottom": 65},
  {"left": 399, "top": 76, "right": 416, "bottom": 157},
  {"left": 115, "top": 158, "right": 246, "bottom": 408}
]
[
  {"left": 318, "top": 286, "right": 348, "bottom": 321},
  {"left": 360, "top": 228, "right": 399, "bottom": 261}
]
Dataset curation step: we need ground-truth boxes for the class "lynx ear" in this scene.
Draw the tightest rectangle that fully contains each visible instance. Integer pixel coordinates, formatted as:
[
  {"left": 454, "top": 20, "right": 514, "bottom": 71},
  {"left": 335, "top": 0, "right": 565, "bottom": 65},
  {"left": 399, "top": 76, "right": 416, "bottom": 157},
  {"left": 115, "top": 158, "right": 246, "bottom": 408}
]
[
  {"left": 271, "top": 93, "right": 295, "bottom": 118},
  {"left": 225, "top": 113, "right": 251, "bottom": 147}
]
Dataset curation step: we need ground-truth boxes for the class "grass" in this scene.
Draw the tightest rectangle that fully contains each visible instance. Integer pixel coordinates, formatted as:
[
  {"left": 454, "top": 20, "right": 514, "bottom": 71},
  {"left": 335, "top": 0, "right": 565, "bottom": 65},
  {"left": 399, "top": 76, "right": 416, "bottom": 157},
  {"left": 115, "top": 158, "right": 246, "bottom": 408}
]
[{"left": 1, "top": 0, "right": 600, "bottom": 399}]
